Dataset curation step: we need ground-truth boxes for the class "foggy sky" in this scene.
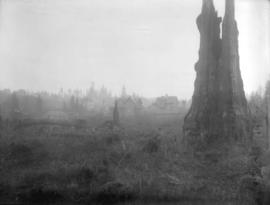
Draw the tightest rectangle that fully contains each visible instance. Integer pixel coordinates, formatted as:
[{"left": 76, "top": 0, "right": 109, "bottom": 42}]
[{"left": 0, "top": 0, "right": 269, "bottom": 99}]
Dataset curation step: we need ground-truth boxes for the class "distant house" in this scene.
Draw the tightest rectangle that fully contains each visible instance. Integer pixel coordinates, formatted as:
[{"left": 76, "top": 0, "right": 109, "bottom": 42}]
[
  {"left": 117, "top": 96, "right": 143, "bottom": 117},
  {"left": 151, "top": 95, "right": 180, "bottom": 114}
]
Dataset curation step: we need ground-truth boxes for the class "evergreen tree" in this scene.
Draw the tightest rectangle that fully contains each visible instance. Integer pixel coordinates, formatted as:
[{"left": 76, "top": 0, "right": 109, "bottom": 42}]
[
  {"left": 0, "top": 106, "right": 2, "bottom": 129},
  {"left": 113, "top": 100, "right": 119, "bottom": 126},
  {"left": 36, "top": 95, "right": 43, "bottom": 118},
  {"left": 75, "top": 97, "right": 79, "bottom": 113},
  {"left": 121, "top": 86, "right": 127, "bottom": 98},
  {"left": 10, "top": 93, "right": 20, "bottom": 119},
  {"left": 62, "top": 101, "right": 67, "bottom": 112},
  {"left": 265, "top": 80, "right": 270, "bottom": 149},
  {"left": 11, "top": 93, "right": 19, "bottom": 111},
  {"left": 70, "top": 96, "right": 76, "bottom": 113}
]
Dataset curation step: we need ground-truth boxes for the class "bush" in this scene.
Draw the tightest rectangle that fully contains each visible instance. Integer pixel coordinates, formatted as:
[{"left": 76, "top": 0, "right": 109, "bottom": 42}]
[
  {"left": 17, "top": 187, "right": 63, "bottom": 203},
  {"left": 94, "top": 181, "right": 135, "bottom": 203},
  {"left": 105, "top": 134, "right": 121, "bottom": 145},
  {"left": 7, "top": 143, "right": 34, "bottom": 166},
  {"left": 3, "top": 141, "right": 49, "bottom": 168},
  {"left": 238, "top": 175, "right": 265, "bottom": 205},
  {"left": 142, "top": 137, "right": 160, "bottom": 154},
  {"left": 14, "top": 164, "right": 115, "bottom": 203}
]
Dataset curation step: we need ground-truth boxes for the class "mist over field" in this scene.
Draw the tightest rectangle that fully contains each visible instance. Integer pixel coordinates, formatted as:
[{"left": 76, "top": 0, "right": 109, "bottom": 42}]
[
  {"left": 0, "top": 0, "right": 269, "bottom": 98},
  {"left": 0, "top": 0, "right": 270, "bottom": 204}
]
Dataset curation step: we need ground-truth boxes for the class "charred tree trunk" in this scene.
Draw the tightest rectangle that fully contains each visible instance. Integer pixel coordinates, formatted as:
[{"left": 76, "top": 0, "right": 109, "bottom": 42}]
[{"left": 183, "top": 0, "right": 251, "bottom": 151}]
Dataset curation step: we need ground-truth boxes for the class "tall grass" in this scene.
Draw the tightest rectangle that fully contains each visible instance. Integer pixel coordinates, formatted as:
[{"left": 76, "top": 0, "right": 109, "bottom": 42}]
[{"left": 0, "top": 117, "right": 268, "bottom": 204}]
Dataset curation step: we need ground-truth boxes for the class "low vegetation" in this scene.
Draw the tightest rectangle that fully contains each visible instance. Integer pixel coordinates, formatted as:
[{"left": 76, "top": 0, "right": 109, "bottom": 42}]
[
  {"left": 0, "top": 81, "right": 269, "bottom": 204},
  {"left": 0, "top": 114, "right": 269, "bottom": 205}
]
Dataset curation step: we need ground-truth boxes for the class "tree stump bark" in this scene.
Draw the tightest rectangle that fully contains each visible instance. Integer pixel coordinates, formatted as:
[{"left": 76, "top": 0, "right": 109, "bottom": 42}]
[{"left": 183, "top": 0, "right": 251, "bottom": 151}]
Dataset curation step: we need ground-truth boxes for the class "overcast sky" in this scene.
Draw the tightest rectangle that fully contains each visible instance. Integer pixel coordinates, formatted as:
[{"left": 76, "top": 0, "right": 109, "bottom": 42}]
[{"left": 0, "top": 0, "right": 269, "bottom": 99}]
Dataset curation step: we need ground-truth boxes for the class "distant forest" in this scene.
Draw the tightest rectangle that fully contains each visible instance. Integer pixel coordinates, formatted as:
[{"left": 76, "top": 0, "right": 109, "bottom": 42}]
[{"left": 0, "top": 84, "right": 189, "bottom": 122}]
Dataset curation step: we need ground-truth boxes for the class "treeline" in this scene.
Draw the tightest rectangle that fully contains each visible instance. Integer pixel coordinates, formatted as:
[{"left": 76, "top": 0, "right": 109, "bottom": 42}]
[
  {"left": 0, "top": 84, "right": 189, "bottom": 122},
  {"left": 248, "top": 79, "right": 270, "bottom": 123},
  {"left": 0, "top": 85, "right": 115, "bottom": 120},
  {"left": 248, "top": 79, "right": 270, "bottom": 150}
]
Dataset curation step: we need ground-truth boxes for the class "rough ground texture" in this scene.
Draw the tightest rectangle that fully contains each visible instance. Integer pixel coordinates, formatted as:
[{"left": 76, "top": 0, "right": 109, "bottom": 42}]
[
  {"left": 0, "top": 121, "right": 256, "bottom": 204},
  {"left": 183, "top": 0, "right": 251, "bottom": 151}
]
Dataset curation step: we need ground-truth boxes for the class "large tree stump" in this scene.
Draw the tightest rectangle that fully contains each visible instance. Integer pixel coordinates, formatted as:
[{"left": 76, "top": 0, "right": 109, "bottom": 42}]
[{"left": 183, "top": 0, "right": 251, "bottom": 151}]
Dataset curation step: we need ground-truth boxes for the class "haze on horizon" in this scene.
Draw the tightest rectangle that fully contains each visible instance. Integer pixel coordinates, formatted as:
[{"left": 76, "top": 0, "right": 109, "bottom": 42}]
[{"left": 0, "top": 0, "right": 269, "bottom": 99}]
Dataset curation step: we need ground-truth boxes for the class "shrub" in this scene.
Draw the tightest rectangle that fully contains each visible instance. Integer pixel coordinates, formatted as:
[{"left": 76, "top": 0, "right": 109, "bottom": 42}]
[
  {"left": 105, "top": 134, "right": 120, "bottom": 145},
  {"left": 7, "top": 143, "right": 33, "bottom": 166},
  {"left": 238, "top": 175, "right": 265, "bottom": 205},
  {"left": 5, "top": 141, "right": 49, "bottom": 168},
  {"left": 142, "top": 137, "right": 160, "bottom": 154}
]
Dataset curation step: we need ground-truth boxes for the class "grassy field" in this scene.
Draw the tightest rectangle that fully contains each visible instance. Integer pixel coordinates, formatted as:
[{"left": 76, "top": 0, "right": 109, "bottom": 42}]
[{"left": 0, "top": 115, "right": 269, "bottom": 204}]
